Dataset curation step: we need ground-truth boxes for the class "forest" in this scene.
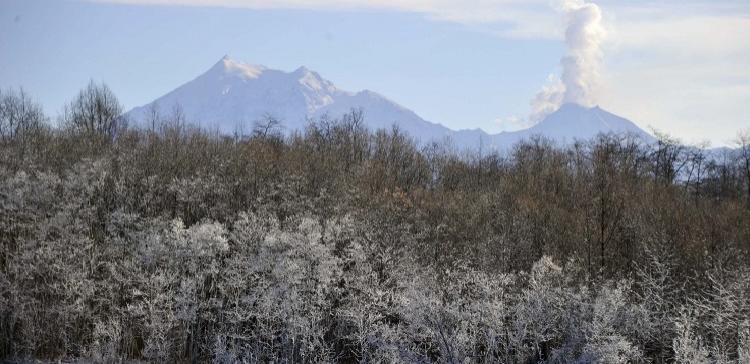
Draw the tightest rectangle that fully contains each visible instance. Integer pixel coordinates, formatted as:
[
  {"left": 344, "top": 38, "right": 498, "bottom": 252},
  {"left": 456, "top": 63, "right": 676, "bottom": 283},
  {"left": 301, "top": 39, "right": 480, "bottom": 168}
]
[{"left": 1, "top": 82, "right": 750, "bottom": 363}]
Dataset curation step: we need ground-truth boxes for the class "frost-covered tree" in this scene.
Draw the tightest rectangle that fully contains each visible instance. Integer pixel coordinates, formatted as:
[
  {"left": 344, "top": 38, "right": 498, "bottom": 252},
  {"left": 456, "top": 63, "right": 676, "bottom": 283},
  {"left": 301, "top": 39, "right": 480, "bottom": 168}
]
[{"left": 2, "top": 91, "right": 750, "bottom": 362}]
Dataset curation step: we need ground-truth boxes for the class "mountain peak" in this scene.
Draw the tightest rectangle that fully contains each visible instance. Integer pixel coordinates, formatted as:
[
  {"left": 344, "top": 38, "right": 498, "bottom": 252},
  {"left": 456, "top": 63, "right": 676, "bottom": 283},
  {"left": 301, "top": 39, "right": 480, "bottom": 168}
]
[
  {"left": 530, "top": 102, "right": 654, "bottom": 143},
  {"left": 295, "top": 66, "right": 336, "bottom": 93},
  {"left": 294, "top": 65, "right": 311, "bottom": 74},
  {"left": 556, "top": 102, "right": 595, "bottom": 113},
  {"left": 211, "top": 56, "right": 266, "bottom": 80}
]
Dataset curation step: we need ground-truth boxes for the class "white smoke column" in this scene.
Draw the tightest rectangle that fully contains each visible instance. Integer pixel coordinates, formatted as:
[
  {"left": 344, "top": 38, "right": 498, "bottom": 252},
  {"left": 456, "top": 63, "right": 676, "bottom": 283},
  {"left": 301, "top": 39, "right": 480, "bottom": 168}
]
[
  {"left": 560, "top": 0, "right": 605, "bottom": 106},
  {"left": 529, "top": 0, "right": 605, "bottom": 122},
  {"left": 528, "top": 74, "right": 565, "bottom": 123}
]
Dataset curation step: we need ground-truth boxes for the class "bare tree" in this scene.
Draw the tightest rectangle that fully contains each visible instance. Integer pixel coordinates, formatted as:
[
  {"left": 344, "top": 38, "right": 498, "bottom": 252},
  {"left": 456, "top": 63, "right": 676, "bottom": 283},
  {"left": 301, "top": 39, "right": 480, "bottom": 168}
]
[
  {"left": 146, "top": 102, "right": 161, "bottom": 132},
  {"left": 650, "top": 129, "right": 687, "bottom": 186},
  {"left": 63, "top": 80, "right": 123, "bottom": 140},
  {"left": 684, "top": 141, "right": 710, "bottom": 199},
  {"left": 736, "top": 129, "right": 750, "bottom": 208},
  {"left": 252, "top": 113, "right": 284, "bottom": 139},
  {"left": 0, "top": 88, "right": 46, "bottom": 165},
  {"left": 0, "top": 87, "right": 45, "bottom": 143}
]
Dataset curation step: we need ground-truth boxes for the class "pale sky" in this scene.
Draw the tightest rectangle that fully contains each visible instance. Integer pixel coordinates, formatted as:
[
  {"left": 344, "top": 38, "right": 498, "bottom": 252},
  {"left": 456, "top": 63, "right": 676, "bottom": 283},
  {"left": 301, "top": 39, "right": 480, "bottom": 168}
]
[{"left": 1, "top": 0, "right": 748, "bottom": 146}]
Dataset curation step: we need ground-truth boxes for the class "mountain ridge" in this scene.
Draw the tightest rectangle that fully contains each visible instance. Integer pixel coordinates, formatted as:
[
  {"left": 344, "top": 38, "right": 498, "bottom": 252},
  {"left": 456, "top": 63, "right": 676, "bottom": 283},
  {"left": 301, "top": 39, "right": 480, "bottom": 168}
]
[{"left": 125, "top": 56, "right": 654, "bottom": 150}]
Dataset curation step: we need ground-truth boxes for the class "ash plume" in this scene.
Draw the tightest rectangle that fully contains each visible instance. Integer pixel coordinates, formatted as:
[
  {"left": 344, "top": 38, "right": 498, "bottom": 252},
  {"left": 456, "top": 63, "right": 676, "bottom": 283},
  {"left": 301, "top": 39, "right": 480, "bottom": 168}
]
[{"left": 530, "top": 0, "right": 606, "bottom": 122}]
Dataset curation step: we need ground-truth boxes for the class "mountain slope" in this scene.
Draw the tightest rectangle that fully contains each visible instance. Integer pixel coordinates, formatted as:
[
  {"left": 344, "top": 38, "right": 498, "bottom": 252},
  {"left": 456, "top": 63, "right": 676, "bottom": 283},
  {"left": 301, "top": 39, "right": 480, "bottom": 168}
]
[
  {"left": 489, "top": 103, "right": 656, "bottom": 148},
  {"left": 126, "top": 56, "right": 460, "bottom": 141},
  {"left": 128, "top": 56, "right": 339, "bottom": 132},
  {"left": 126, "top": 56, "right": 653, "bottom": 150}
]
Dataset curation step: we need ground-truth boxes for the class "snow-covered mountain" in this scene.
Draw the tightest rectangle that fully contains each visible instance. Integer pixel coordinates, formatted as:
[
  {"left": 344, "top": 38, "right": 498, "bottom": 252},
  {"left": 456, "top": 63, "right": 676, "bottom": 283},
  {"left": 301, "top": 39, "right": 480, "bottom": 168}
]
[
  {"left": 489, "top": 103, "right": 656, "bottom": 148},
  {"left": 126, "top": 56, "right": 455, "bottom": 141},
  {"left": 126, "top": 56, "right": 654, "bottom": 150}
]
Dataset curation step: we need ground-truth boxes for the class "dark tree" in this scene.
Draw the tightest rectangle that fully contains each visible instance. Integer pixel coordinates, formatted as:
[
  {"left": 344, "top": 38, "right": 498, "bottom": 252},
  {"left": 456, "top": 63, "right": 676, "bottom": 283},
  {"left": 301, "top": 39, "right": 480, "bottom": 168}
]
[
  {"left": 0, "top": 88, "right": 45, "bottom": 142},
  {"left": 63, "top": 80, "right": 124, "bottom": 140},
  {"left": 737, "top": 129, "right": 750, "bottom": 208},
  {"left": 0, "top": 88, "right": 46, "bottom": 165}
]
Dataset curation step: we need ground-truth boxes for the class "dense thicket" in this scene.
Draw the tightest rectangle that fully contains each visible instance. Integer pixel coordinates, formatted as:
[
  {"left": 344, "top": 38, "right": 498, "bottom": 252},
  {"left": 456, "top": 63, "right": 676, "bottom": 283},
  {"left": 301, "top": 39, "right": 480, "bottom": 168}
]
[{"left": 1, "top": 86, "right": 749, "bottom": 363}]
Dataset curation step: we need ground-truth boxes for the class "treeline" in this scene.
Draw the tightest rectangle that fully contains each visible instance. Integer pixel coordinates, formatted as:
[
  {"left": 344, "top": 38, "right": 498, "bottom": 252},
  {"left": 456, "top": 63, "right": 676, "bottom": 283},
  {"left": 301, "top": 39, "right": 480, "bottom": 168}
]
[{"left": 1, "top": 83, "right": 749, "bottom": 363}]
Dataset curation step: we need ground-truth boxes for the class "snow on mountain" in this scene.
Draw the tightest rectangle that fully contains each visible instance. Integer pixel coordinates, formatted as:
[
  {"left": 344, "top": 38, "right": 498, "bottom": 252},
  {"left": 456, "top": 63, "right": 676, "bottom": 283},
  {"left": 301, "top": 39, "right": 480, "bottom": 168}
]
[
  {"left": 126, "top": 56, "right": 654, "bottom": 150},
  {"left": 128, "top": 56, "right": 340, "bottom": 133},
  {"left": 126, "top": 56, "right": 456, "bottom": 140},
  {"left": 490, "top": 103, "right": 656, "bottom": 148}
]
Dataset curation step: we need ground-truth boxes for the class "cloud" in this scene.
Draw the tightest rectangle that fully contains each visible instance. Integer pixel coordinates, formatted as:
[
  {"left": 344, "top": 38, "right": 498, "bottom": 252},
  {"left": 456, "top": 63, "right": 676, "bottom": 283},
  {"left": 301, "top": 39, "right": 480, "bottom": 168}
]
[
  {"left": 85, "top": 0, "right": 559, "bottom": 38},
  {"left": 608, "top": 14, "right": 750, "bottom": 59},
  {"left": 600, "top": 59, "right": 750, "bottom": 146},
  {"left": 597, "top": 6, "right": 750, "bottom": 145}
]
